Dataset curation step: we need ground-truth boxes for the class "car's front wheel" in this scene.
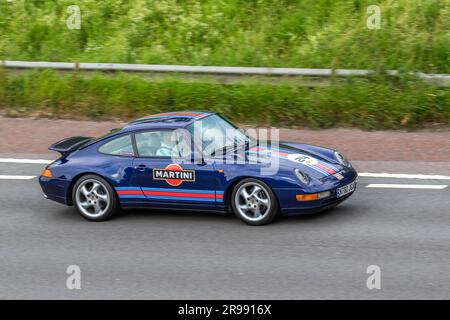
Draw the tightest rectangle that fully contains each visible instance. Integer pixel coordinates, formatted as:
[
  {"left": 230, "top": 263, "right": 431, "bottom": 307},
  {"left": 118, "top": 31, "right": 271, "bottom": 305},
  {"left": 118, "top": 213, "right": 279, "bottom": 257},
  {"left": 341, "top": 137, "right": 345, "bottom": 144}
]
[
  {"left": 72, "top": 175, "right": 119, "bottom": 221},
  {"left": 231, "top": 178, "right": 279, "bottom": 226}
]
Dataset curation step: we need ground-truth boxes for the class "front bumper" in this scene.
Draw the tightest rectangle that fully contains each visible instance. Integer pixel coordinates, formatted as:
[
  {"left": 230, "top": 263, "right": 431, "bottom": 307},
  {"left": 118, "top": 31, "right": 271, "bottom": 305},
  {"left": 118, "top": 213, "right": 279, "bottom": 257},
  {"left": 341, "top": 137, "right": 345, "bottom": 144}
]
[{"left": 274, "top": 170, "right": 358, "bottom": 215}]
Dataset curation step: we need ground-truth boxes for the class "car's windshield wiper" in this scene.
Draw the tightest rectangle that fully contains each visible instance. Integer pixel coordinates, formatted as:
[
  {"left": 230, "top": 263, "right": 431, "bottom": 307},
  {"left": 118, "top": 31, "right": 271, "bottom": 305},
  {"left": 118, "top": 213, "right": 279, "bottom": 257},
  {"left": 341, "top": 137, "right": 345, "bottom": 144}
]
[{"left": 212, "top": 139, "right": 251, "bottom": 156}]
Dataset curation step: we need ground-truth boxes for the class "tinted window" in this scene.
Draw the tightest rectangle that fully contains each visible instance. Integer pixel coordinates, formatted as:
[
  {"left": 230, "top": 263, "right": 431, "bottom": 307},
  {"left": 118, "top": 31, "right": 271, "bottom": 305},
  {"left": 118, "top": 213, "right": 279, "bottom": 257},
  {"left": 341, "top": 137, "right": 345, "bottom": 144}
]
[
  {"left": 98, "top": 135, "right": 134, "bottom": 156},
  {"left": 135, "top": 130, "right": 189, "bottom": 158}
]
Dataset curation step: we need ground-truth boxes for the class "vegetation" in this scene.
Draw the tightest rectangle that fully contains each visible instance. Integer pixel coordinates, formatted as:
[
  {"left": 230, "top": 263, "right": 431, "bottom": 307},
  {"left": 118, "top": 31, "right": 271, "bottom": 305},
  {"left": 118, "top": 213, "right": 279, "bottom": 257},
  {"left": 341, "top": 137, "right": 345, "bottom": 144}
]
[
  {"left": 0, "top": 0, "right": 449, "bottom": 72},
  {"left": 0, "top": 69, "right": 448, "bottom": 129},
  {"left": 0, "top": 0, "right": 448, "bottom": 128}
]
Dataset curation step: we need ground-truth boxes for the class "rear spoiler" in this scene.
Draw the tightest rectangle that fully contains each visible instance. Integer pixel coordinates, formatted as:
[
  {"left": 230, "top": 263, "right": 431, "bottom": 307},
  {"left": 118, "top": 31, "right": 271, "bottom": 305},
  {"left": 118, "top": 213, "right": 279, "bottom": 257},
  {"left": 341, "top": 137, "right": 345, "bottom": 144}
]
[{"left": 49, "top": 136, "right": 93, "bottom": 156}]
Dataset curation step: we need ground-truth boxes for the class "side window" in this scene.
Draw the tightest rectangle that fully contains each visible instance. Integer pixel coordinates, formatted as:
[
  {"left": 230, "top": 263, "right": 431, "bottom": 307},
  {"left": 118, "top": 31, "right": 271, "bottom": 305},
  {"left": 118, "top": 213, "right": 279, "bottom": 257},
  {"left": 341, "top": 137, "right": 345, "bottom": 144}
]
[
  {"left": 98, "top": 134, "right": 134, "bottom": 156},
  {"left": 135, "top": 130, "right": 190, "bottom": 158}
]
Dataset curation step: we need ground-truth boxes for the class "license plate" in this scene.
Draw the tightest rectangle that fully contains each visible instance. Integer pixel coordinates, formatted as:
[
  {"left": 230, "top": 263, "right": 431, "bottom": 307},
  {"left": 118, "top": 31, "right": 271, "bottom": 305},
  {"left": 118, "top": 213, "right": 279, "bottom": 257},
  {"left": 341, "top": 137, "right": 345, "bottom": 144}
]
[{"left": 336, "top": 181, "right": 356, "bottom": 198}]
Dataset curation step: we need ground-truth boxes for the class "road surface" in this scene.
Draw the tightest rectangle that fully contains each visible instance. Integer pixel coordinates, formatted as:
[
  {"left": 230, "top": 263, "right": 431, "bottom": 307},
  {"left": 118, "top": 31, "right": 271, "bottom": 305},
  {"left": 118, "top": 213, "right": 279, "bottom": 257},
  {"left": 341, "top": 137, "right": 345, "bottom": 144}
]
[{"left": 0, "top": 161, "right": 449, "bottom": 299}]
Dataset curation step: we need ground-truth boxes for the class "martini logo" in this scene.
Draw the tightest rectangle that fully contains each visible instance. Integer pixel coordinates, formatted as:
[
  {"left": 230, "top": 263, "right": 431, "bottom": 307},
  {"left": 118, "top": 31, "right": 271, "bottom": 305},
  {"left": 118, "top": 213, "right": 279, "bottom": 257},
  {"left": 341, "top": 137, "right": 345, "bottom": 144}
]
[{"left": 153, "top": 164, "right": 195, "bottom": 186}]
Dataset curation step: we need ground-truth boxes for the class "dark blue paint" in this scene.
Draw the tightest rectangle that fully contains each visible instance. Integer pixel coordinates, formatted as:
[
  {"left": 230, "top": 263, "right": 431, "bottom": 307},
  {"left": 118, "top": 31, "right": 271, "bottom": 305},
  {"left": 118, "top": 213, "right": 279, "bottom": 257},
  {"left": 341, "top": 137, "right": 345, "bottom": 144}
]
[{"left": 39, "top": 112, "right": 357, "bottom": 215}]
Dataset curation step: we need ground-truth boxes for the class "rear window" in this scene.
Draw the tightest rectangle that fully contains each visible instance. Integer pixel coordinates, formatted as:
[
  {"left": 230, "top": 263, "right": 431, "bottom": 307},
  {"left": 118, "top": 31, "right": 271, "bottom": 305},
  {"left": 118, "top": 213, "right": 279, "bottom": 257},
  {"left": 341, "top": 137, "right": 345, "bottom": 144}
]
[
  {"left": 98, "top": 134, "right": 134, "bottom": 157},
  {"left": 79, "top": 128, "right": 123, "bottom": 150}
]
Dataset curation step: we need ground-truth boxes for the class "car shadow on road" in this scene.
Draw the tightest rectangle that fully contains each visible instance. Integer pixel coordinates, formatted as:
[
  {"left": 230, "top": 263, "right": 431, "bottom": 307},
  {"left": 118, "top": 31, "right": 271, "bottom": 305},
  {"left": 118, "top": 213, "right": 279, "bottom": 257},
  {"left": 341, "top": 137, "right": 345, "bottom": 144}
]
[
  {"left": 50, "top": 201, "right": 365, "bottom": 226},
  {"left": 50, "top": 205, "right": 235, "bottom": 224},
  {"left": 277, "top": 202, "right": 365, "bottom": 225},
  {"left": 117, "top": 208, "right": 238, "bottom": 223}
]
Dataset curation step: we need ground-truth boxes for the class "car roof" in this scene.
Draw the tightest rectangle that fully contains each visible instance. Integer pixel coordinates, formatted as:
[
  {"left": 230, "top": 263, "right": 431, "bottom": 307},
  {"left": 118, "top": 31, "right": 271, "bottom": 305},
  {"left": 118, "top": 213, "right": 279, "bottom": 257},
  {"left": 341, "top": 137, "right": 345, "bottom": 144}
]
[{"left": 121, "top": 111, "right": 215, "bottom": 132}]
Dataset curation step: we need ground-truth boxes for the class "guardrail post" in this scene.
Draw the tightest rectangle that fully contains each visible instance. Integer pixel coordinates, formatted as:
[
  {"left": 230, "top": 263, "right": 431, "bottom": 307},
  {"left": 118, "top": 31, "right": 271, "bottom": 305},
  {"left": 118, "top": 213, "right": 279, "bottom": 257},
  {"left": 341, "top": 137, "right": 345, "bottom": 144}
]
[
  {"left": 0, "top": 60, "right": 5, "bottom": 76},
  {"left": 330, "top": 57, "right": 338, "bottom": 82}
]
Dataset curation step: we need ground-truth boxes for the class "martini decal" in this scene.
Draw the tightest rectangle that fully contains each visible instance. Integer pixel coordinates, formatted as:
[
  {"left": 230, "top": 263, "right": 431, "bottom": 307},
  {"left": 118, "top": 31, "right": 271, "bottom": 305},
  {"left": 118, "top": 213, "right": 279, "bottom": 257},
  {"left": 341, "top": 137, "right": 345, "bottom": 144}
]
[{"left": 153, "top": 163, "right": 195, "bottom": 186}]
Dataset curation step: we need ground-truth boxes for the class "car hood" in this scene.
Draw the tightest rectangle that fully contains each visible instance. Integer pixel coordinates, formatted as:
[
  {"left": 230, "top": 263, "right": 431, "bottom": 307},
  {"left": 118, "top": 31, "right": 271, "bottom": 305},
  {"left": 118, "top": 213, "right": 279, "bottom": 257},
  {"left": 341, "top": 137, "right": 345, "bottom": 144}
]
[{"left": 246, "top": 142, "right": 345, "bottom": 180}]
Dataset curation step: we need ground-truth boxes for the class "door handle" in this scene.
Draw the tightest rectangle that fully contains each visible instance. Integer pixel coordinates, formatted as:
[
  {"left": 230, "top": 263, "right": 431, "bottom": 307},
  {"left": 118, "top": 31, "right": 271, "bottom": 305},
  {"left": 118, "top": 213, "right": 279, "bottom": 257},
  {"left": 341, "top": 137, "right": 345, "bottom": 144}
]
[{"left": 135, "top": 164, "right": 147, "bottom": 171}]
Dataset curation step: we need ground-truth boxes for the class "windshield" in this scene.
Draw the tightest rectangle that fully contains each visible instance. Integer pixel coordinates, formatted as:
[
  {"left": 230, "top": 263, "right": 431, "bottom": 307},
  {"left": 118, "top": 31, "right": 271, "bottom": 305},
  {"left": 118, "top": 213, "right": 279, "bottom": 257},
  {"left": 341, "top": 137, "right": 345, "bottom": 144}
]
[{"left": 186, "top": 114, "right": 253, "bottom": 156}]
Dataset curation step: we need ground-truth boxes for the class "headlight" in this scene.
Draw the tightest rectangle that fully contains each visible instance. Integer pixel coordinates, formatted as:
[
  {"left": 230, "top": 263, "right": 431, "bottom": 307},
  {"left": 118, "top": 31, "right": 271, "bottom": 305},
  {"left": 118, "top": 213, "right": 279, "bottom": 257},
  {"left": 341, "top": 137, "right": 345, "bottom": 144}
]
[
  {"left": 294, "top": 169, "right": 310, "bottom": 185},
  {"left": 334, "top": 151, "right": 350, "bottom": 167}
]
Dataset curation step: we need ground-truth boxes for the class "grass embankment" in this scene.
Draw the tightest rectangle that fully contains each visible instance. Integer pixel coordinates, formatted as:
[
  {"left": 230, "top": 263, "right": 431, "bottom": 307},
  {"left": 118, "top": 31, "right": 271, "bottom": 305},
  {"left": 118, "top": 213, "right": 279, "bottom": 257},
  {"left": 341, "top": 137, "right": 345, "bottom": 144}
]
[
  {"left": 0, "top": 69, "right": 448, "bottom": 129},
  {"left": 0, "top": 0, "right": 448, "bottom": 73}
]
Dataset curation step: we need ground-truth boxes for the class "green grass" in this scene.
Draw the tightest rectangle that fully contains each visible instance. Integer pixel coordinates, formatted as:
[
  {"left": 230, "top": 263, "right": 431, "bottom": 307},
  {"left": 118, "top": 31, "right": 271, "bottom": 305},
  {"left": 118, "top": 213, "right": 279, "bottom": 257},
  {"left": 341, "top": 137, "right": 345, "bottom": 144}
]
[
  {"left": 1, "top": 69, "right": 448, "bottom": 129},
  {"left": 0, "top": 0, "right": 449, "bottom": 73},
  {"left": 0, "top": 1, "right": 448, "bottom": 128}
]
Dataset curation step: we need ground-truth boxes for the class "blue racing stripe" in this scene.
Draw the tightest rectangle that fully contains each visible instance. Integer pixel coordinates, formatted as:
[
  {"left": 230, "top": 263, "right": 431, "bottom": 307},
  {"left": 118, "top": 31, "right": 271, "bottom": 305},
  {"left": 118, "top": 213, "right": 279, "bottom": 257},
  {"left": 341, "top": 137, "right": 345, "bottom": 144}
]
[
  {"left": 117, "top": 187, "right": 224, "bottom": 202},
  {"left": 145, "top": 195, "right": 216, "bottom": 202},
  {"left": 141, "top": 187, "right": 216, "bottom": 194},
  {"left": 319, "top": 160, "right": 340, "bottom": 172},
  {"left": 116, "top": 187, "right": 142, "bottom": 191},
  {"left": 308, "top": 164, "right": 329, "bottom": 176}
]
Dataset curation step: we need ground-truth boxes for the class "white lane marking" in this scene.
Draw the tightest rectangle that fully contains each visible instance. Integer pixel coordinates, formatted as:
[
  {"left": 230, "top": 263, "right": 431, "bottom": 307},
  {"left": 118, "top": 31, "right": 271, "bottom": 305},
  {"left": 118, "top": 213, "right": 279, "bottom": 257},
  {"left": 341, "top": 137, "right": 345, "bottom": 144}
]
[
  {"left": 0, "top": 175, "right": 36, "bottom": 180},
  {"left": 359, "top": 172, "right": 450, "bottom": 180},
  {"left": 366, "top": 184, "right": 447, "bottom": 189},
  {"left": 0, "top": 158, "right": 53, "bottom": 164}
]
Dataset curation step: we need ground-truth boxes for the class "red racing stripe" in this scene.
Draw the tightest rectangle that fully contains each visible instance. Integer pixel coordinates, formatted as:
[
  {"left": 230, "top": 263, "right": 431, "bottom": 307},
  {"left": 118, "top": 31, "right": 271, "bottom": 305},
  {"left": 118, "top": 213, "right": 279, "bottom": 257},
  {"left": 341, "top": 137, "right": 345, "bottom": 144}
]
[
  {"left": 316, "top": 163, "right": 336, "bottom": 174},
  {"left": 271, "top": 150, "right": 289, "bottom": 156},
  {"left": 149, "top": 112, "right": 204, "bottom": 117},
  {"left": 250, "top": 147, "right": 289, "bottom": 157},
  {"left": 117, "top": 190, "right": 144, "bottom": 195}
]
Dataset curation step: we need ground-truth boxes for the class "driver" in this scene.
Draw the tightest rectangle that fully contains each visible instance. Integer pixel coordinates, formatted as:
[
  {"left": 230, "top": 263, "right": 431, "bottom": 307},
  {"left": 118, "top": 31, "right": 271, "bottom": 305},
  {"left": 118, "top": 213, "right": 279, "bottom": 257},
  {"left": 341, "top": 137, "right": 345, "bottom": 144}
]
[
  {"left": 156, "top": 131, "right": 176, "bottom": 156},
  {"left": 202, "top": 124, "right": 226, "bottom": 156}
]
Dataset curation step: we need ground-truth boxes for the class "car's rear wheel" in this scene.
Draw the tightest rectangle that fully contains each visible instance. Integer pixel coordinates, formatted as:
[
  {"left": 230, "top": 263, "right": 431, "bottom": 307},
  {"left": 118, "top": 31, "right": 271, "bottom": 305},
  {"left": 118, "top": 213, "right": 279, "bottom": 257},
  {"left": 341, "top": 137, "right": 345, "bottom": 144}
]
[
  {"left": 72, "top": 175, "right": 119, "bottom": 221},
  {"left": 231, "top": 178, "right": 279, "bottom": 226}
]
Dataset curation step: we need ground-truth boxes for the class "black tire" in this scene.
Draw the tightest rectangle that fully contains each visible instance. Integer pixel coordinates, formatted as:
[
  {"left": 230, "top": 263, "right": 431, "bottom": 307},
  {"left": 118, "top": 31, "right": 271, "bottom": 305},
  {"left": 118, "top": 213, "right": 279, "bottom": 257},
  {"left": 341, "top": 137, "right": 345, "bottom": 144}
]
[
  {"left": 230, "top": 178, "right": 279, "bottom": 226},
  {"left": 72, "top": 174, "right": 119, "bottom": 221}
]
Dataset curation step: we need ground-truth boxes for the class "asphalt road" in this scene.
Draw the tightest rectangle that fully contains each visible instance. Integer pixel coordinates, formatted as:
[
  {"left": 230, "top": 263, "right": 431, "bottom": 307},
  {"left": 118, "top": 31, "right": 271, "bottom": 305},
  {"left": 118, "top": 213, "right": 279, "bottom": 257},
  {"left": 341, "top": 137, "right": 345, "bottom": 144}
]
[{"left": 0, "top": 162, "right": 449, "bottom": 299}]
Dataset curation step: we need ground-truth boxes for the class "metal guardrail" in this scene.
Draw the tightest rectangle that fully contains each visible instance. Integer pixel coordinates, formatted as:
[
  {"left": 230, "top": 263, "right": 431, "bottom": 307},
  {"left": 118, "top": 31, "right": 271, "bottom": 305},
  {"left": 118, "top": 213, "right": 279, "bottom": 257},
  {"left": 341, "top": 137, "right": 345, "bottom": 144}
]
[{"left": 2, "top": 60, "right": 449, "bottom": 84}]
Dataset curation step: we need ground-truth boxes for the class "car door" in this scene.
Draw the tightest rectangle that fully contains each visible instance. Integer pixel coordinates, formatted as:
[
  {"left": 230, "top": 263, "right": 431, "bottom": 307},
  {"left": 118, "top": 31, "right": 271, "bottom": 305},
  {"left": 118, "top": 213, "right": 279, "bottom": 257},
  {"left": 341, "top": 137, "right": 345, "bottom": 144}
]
[{"left": 131, "top": 129, "right": 221, "bottom": 209}]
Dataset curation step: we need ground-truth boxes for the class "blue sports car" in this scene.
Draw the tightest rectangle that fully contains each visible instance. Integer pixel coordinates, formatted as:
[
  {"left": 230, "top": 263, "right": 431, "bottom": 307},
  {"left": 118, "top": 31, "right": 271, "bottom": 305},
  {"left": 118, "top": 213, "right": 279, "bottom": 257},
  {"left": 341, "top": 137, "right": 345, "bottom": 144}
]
[{"left": 39, "top": 111, "right": 357, "bottom": 225}]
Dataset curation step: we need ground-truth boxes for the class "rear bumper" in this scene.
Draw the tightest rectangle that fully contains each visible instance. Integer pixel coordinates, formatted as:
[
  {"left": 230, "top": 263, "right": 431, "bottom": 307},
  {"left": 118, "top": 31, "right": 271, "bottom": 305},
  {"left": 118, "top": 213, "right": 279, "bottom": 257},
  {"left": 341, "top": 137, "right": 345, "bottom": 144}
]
[{"left": 39, "top": 176, "right": 71, "bottom": 205}]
